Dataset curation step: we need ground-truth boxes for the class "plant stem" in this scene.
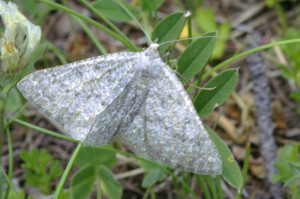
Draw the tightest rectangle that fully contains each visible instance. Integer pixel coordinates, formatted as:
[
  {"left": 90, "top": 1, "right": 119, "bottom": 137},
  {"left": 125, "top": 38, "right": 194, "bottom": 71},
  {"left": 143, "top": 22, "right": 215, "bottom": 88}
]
[
  {"left": 216, "top": 175, "right": 223, "bottom": 199},
  {"left": 38, "top": 0, "right": 137, "bottom": 51},
  {"left": 53, "top": 142, "right": 83, "bottom": 199},
  {"left": 0, "top": 98, "right": 5, "bottom": 165},
  {"left": 204, "top": 176, "right": 217, "bottom": 199},
  {"left": 195, "top": 175, "right": 211, "bottom": 199},
  {"left": 235, "top": 141, "right": 250, "bottom": 199},
  {"left": 79, "top": 0, "right": 138, "bottom": 52},
  {"left": 4, "top": 120, "right": 13, "bottom": 199},
  {"left": 204, "top": 38, "right": 300, "bottom": 79},
  {"left": 142, "top": 185, "right": 153, "bottom": 199}
]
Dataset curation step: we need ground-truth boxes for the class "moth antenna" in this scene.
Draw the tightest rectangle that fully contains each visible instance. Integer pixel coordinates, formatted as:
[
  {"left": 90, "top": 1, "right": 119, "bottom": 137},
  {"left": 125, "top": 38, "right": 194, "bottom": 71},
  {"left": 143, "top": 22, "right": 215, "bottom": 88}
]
[
  {"left": 113, "top": 0, "right": 152, "bottom": 44},
  {"left": 158, "top": 34, "right": 230, "bottom": 47},
  {"left": 175, "top": 71, "right": 216, "bottom": 91}
]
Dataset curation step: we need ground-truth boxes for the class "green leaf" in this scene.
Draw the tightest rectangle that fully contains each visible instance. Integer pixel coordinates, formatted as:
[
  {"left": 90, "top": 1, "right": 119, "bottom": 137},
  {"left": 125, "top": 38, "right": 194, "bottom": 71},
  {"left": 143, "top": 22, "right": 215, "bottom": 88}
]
[
  {"left": 284, "top": 173, "right": 300, "bottom": 188},
  {"left": 8, "top": 189, "right": 27, "bottom": 199},
  {"left": 273, "top": 144, "right": 299, "bottom": 182},
  {"left": 97, "top": 165, "right": 122, "bottom": 199},
  {"left": 0, "top": 172, "right": 4, "bottom": 199},
  {"left": 138, "top": 160, "right": 165, "bottom": 188},
  {"left": 194, "top": 69, "right": 238, "bottom": 118},
  {"left": 19, "top": 147, "right": 63, "bottom": 195},
  {"left": 291, "top": 91, "right": 300, "bottom": 103},
  {"left": 71, "top": 164, "right": 96, "bottom": 199},
  {"left": 277, "top": 64, "right": 293, "bottom": 79},
  {"left": 177, "top": 32, "right": 218, "bottom": 80},
  {"left": 75, "top": 146, "right": 117, "bottom": 168},
  {"left": 58, "top": 190, "right": 71, "bottom": 199},
  {"left": 49, "top": 160, "right": 63, "bottom": 179},
  {"left": 141, "top": 0, "right": 164, "bottom": 11},
  {"left": 152, "top": 12, "right": 185, "bottom": 52},
  {"left": 296, "top": 190, "right": 300, "bottom": 198},
  {"left": 28, "top": 43, "right": 47, "bottom": 67},
  {"left": 5, "top": 88, "right": 21, "bottom": 112},
  {"left": 206, "top": 127, "right": 242, "bottom": 191},
  {"left": 212, "top": 21, "right": 231, "bottom": 59},
  {"left": 93, "top": 0, "right": 140, "bottom": 22},
  {"left": 2, "top": 76, "right": 22, "bottom": 96},
  {"left": 270, "top": 174, "right": 281, "bottom": 183},
  {"left": 18, "top": 0, "right": 38, "bottom": 16},
  {"left": 195, "top": 8, "right": 217, "bottom": 32}
]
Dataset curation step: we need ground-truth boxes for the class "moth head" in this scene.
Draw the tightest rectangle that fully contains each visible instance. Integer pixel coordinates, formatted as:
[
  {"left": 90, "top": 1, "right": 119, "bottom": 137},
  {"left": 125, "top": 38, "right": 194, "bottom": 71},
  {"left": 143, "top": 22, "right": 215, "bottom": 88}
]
[{"left": 148, "top": 43, "right": 159, "bottom": 54}]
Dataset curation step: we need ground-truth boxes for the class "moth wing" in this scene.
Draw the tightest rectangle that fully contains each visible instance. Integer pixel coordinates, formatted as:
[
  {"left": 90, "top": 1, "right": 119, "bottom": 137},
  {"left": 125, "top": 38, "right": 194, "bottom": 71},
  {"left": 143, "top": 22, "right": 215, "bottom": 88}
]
[
  {"left": 82, "top": 75, "right": 150, "bottom": 146},
  {"left": 18, "top": 52, "right": 137, "bottom": 142},
  {"left": 119, "top": 60, "right": 222, "bottom": 175}
]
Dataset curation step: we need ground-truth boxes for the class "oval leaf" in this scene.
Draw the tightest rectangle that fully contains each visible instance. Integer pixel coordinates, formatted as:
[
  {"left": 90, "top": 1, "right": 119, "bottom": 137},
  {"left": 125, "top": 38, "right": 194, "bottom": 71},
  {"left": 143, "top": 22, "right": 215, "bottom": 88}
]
[
  {"left": 98, "top": 165, "right": 122, "bottom": 199},
  {"left": 138, "top": 160, "right": 165, "bottom": 188},
  {"left": 75, "top": 146, "right": 116, "bottom": 168},
  {"left": 93, "top": 0, "right": 140, "bottom": 22},
  {"left": 71, "top": 164, "right": 96, "bottom": 199},
  {"left": 152, "top": 12, "right": 185, "bottom": 52},
  {"left": 194, "top": 68, "right": 238, "bottom": 118},
  {"left": 206, "top": 127, "right": 242, "bottom": 191},
  {"left": 141, "top": 0, "right": 164, "bottom": 11},
  {"left": 177, "top": 31, "right": 217, "bottom": 80},
  {"left": 5, "top": 88, "right": 22, "bottom": 112}
]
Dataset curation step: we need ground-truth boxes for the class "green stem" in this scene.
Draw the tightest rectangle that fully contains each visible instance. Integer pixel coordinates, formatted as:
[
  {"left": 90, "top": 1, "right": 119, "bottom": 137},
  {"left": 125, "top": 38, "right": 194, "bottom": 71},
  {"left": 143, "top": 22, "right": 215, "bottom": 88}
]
[
  {"left": 10, "top": 117, "right": 78, "bottom": 143},
  {"left": 141, "top": 12, "right": 152, "bottom": 44},
  {"left": 0, "top": 167, "right": 19, "bottom": 198},
  {"left": 142, "top": 185, "right": 153, "bottom": 199},
  {"left": 187, "top": 14, "right": 192, "bottom": 44},
  {"left": 74, "top": 17, "right": 107, "bottom": 55},
  {"left": 79, "top": 0, "right": 137, "bottom": 51},
  {"left": 0, "top": 99, "right": 5, "bottom": 165},
  {"left": 216, "top": 175, "right": 223, "bottom": 199},
  {"left": 274, "top": 3, "right": 287, "bottom": 30},
  {"left": 37, "top": 0, "right": 137, "bottom": 51},
  {"left": 4, "top": 119, "right": 13, "bottom": 199},
  {"left": 204, "top": 176, "right": 217, "bottom": 199},
  {"left": 235, "top": 141, "right": 250, "bottom": 199},
  {"left": 146, "top": 1, "right": 154, "bottom": 29},
  {"left": 195, "top": 175, "right": 211, "bottom": 199},
  {"left": 203, "top": 39, "right": 300, "bottom": 79},
  {"left": 3, "top": 102, "right": 29, "bottom": 129},
  {"left": 53, "top": 142, "right": 83, "bottom": 199},
  {"left": 96, "top": 180, "right": 102, "bottom": 199},
  {"left": 150, "top": 188, "right": 156, "bottom": 199}
]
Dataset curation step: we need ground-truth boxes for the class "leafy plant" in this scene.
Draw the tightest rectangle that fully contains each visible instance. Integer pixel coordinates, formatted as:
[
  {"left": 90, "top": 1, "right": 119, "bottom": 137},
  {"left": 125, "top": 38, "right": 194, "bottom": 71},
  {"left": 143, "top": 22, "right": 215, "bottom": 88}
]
[
  {"left": 7, "top": 189, "right": 31, "bottom": 199},
  {"left": 277, "top": 28, "right": 300, "bottom": 114},
  {"left": 265, "top": 0, "right": 297, "bottom": 7},
  {"left": 194, "top": 7, "right": 231, "bottom": 59},
  {"left": 138, "top": 160, "right": 165, "bottom": 188},
  {"left": 19, "top": 147, "right": 63, "bottom": 195},
  {"left": 71, "top": 146, "right": 121, "bottom": 199},
  {"left": 271, "top": 144, "right": 300, "bottom": 199},
  {"left": 2, "top": 0, "right": 281, "bottom": 198},
  {"left": 93, "top": 0, "right": 141, "bottom": 22}
]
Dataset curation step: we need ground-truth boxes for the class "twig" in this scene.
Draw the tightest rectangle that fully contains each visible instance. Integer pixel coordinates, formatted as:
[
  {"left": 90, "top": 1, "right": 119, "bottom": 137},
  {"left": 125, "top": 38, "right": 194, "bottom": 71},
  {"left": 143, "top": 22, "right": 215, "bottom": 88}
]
[{"left": 246, "top": 34, "right": 283, "bottom": 199}]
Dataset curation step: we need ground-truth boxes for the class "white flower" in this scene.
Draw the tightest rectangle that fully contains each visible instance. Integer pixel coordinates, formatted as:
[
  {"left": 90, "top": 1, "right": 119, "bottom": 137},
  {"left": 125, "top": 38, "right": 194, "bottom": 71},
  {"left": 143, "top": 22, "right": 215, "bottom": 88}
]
[{"left": 0, "top": 0, "right": 41, "bottom": 74}]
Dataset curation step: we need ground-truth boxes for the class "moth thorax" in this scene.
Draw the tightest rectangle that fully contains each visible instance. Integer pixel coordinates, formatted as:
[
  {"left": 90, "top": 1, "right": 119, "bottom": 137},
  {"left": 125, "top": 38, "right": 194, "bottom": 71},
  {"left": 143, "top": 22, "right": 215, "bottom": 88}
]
[{"left": 148, "top": 43, "right": 159, "bottom": 54}]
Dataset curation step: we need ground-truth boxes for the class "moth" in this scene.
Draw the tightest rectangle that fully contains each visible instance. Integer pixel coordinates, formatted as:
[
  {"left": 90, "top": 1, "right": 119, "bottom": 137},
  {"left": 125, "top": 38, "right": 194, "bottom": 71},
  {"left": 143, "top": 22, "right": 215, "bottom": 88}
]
[{"left": 18, "top": 42, "right": 222, "bottom": 175}]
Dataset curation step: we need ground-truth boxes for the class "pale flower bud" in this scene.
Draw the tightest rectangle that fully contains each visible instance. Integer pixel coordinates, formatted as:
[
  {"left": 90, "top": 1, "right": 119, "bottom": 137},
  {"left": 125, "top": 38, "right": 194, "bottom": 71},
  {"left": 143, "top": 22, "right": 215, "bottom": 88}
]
[{"left": 0, "top": 0, "right": 41, "bottom": 74}]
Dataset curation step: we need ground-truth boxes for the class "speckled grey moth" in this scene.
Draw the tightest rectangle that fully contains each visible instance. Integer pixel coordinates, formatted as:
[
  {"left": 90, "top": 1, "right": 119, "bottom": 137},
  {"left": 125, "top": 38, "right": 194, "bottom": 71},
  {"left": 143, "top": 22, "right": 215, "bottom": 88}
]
[{"left": 17, "top": 42, "right": 222, "bottom": 175}]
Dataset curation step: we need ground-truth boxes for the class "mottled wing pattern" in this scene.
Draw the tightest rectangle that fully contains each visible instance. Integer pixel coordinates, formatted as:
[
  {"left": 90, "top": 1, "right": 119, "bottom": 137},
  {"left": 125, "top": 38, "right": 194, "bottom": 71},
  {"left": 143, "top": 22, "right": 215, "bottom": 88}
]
[
  {"left": 119, "top": 58, "right": 222, "bottom": 175},
  {"left": 83, "top": 71, "right": 150, "bottom": 146},
  {"left": 17, "top": 52, "right": 137, "bottom": 142}
]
